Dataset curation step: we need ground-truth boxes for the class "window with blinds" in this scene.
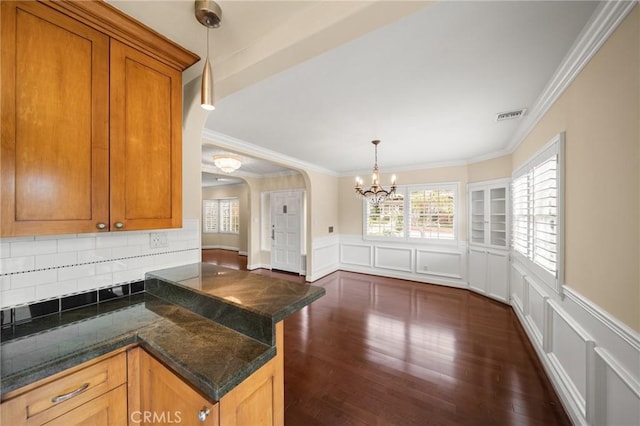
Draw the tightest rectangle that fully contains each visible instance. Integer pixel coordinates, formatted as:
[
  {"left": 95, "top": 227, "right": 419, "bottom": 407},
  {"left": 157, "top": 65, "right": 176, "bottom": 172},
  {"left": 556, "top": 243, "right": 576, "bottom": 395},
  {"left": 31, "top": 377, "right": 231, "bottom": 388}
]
[
  {"left": 203, "top": 198, "right": 240, "bottom": 234},
  {"left": 365, "top": 193, "right": 404, "bottom": 237},
  {"left": 512, "top": 133, "right": 564, "bottom": 291},
  {"left": 203, "top": 200, "right": 219, "bottom": 233},
  {"left": 409, "top": 188, "right": 455, "bottom": 240},
  {"left": 364, "top": 184, "right": 457, "bottom": 241}
]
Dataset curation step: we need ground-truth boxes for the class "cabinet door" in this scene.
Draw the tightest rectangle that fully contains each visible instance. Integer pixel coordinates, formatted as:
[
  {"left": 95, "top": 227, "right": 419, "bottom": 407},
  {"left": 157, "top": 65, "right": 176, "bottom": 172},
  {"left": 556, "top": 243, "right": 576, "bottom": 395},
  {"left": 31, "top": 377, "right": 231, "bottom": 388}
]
[
  {"left": 219, "top": 322, "right": 284, "bottom": 426},
  {"left": 469, "top": 189, "right": 486, "bottom": 244},
  {"left": 468, "top": 248, "right": 487, "bottom": 294},
  {"left": 0, "top": 1, "right": 109, "bottom": 237},
  {"left": 110, "top": 41, "right": 182, "bottom": 231},
  {"left": 44, "top": 385, "right": 127, "bottom": 426},
  {"left": 489, "top": 187, "right": 508, "bottom": 247},
  {"left": 129, "top": 348, "right": 218, "bottom": 426},
  {"left": 487, "top": 250, "right": 509, "bottom": 303}
]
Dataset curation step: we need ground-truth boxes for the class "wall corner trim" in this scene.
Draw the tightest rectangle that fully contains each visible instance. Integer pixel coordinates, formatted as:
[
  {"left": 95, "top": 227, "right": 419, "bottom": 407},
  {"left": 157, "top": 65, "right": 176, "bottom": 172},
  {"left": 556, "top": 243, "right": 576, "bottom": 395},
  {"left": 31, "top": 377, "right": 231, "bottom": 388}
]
[{"left": 505, "top": 0, "right": 637, "bottom": 153}]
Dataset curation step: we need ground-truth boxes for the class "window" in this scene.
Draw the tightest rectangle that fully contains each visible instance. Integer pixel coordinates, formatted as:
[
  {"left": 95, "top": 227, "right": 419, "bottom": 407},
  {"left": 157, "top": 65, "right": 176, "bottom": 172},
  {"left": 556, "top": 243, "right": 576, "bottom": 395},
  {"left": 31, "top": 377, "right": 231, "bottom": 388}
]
[
  {"left": 364, "top": 184, "right": 457, "bottom": 241},
  {"left": 203, "top": 198, "right": 239, "bottom": 234},
  {"left": 512, "top": 132, "right": 564, "bottom": 291}
]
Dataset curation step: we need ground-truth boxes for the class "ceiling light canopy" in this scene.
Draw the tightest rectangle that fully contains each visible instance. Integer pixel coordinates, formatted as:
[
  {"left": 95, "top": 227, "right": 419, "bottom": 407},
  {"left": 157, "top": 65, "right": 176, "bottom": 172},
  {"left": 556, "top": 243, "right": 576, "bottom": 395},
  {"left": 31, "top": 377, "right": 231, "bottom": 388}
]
[
  {"left": 213, "top": 155, "right": 242, "bottom": 173},
  {"left": 355, "top": 140, "right": 396, "bottom": 207},
  {"left": 195, "top": 0, "right": 222, "bottom": 111}
]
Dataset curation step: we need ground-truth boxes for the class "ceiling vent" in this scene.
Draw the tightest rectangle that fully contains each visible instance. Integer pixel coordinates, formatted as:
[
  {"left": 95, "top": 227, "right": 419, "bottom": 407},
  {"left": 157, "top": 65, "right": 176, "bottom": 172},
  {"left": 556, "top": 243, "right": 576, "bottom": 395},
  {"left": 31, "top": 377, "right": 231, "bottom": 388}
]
[{"left": 496, "top": 109, "right": 526, "bottom": 122}]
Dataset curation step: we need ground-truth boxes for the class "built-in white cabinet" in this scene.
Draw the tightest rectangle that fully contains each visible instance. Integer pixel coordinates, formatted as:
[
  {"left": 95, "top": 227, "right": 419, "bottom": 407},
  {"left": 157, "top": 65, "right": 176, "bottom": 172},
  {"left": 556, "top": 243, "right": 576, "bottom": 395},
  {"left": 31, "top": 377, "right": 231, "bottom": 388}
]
[{"left": 468, "top": 179, "right": 510, "bottom": 303}]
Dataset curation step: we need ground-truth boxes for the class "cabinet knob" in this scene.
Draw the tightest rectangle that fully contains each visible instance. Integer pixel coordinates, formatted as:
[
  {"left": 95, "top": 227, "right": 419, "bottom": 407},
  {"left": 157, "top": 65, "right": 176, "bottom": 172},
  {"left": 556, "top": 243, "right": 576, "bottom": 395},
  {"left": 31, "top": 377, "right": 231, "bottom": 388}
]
[
  {"left": 96, "top": 223, "right": 107, "bottom": 230},
  {"left": 198, "top": 407, "right": 211, "bottom": 422},
  {"left": 114, "top": 222, "right": 124, "bottom": 229}
]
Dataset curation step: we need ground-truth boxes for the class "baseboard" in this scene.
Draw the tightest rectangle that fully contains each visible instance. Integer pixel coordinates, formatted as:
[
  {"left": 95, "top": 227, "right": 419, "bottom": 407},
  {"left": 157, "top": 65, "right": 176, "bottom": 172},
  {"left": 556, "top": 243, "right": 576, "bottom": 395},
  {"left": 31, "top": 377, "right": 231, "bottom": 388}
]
[{"left": 202, "top": 245, "right": 240, "bottom": 251}]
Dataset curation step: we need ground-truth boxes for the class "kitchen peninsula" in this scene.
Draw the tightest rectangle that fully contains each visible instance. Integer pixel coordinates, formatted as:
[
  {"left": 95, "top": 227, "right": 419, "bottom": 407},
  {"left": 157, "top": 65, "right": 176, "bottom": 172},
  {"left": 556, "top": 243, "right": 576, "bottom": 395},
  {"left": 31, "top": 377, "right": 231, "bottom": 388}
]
[{"left": 1, "top": 263, "right": 325, "bottom": 425}]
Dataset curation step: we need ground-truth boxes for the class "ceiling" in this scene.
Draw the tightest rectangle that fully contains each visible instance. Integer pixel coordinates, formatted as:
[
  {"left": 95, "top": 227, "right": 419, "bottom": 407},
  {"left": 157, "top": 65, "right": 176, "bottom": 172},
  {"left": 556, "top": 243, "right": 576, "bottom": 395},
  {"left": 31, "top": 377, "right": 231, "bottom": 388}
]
[{"left": 109, "top": 1, "right": 600, "bottom": 177}]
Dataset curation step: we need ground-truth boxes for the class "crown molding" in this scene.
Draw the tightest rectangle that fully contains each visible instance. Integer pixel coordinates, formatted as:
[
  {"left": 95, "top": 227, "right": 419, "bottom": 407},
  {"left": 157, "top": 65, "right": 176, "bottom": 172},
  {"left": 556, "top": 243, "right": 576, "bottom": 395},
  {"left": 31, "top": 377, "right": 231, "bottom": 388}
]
[
  {"left": 505, "top": 0, "right": 637, "bottom": 153},
  {"left": 201, "top": 129, "right": 338, "bottom": 177},
  {"left": 201, "top": 2, "right": 636, "bottom": 177}
]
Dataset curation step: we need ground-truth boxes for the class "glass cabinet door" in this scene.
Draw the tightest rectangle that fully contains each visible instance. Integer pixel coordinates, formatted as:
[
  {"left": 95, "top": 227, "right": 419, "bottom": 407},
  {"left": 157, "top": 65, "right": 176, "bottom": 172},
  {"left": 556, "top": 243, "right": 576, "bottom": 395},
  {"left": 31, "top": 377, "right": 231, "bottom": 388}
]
[
  {"left": 490, "top": 187, "right": 507, "bottom": 247},
  {"left": 471, "top": 189, "right": 485, "bottom": 244}
]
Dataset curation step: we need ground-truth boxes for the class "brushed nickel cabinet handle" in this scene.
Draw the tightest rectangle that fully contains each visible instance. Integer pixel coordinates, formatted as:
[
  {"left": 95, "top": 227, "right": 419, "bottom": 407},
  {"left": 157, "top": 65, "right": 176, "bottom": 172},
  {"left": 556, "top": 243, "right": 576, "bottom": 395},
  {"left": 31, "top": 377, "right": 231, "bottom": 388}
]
[
  {"left": 51, "top": 382, "right": 90, "bottom": 404},
  {"left": 114, "top": 222, "right": 124, "bottom": 229},
  {"left": 96, "top": 223, "right": 107, "bottom": 230},
  {"left": 198, "top": 407, "right": 211, "bottom": 422}
]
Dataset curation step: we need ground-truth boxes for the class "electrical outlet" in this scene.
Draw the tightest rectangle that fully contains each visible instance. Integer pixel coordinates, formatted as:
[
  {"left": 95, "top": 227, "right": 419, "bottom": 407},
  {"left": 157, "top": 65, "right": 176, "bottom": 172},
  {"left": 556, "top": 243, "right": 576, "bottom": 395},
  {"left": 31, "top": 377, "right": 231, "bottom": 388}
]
[{"left": 149, "top": 232, "right": 168, "bottom": 249}]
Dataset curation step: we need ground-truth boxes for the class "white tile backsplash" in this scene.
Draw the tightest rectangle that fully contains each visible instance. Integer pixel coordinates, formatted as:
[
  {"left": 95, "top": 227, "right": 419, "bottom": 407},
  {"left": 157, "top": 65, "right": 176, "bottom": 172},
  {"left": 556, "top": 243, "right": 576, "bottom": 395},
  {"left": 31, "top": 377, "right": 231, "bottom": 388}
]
[
  {"left": 57, "top": 237, "right": 96, "bottom": 253},
  {"left": 77, "top": 248, "right": 112, "bottom": 263},
  {"left": 2, "top": 287, "right": 36, "bottom": 307},
  {"left": 0, "top": 219, "right": 201, "bottom": 309},
  {"left": 0, "top": 242, "right": 10, "bottom": 258},
  {"left": 35, "top": 252, "right": 78, "bottom": 269},
  {"left": 11, "top": 270, "right": 57, "bottom": 289},
  {"left": 1, "top": 256, "right": 35, "bottom": 274},
  {"left": 10, "top": 239, "right": 57, "bottom": 257},
  {"left": 58, "top": 264, "right": 96, "bottom": 281},
  {"left": 36, "top": 280, "right": 78, "bottom": 300},
  {"left": 1, "top": 276, "right": 10, "bottom": 291}
]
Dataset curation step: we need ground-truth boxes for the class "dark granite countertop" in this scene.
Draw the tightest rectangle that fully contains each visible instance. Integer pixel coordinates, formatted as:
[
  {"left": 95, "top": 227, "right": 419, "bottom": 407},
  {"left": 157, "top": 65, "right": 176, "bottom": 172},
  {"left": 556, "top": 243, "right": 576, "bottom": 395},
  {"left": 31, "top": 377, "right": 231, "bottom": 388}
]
[
  {"left": 145, "top": 263, "right": 326, "bottom": 345},
  {"left": 1, "top": 263, "right": 325, "bottom": 401}
]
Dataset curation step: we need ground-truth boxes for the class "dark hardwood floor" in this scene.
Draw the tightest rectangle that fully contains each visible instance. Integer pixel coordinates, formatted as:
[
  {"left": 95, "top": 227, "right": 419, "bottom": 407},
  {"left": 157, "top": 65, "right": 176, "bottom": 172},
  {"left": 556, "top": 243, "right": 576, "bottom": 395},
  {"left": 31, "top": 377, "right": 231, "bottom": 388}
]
[{"left": 202, "top": 249, "right": 570, "bottom": 425}]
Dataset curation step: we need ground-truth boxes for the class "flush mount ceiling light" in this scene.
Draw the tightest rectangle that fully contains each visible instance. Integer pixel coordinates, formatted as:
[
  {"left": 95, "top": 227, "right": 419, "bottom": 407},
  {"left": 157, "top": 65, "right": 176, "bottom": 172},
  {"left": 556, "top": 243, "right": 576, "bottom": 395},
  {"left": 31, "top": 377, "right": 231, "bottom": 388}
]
[
  {"left": 354, "top": 140, "right": 397, "bottom": 207},
  {"left": 213, "top": 155, "right": 242, "bottom": 173},
  {"left": 195, "top": 0, "right": 222, "bottom": 111}
]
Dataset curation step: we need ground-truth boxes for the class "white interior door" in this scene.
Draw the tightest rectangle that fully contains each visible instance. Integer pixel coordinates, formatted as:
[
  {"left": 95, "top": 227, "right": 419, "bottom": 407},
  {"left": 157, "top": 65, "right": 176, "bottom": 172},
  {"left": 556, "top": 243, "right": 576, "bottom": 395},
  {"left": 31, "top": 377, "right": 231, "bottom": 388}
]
[{"left": 270, "top": 191, "right": 302, "bottom": 273}]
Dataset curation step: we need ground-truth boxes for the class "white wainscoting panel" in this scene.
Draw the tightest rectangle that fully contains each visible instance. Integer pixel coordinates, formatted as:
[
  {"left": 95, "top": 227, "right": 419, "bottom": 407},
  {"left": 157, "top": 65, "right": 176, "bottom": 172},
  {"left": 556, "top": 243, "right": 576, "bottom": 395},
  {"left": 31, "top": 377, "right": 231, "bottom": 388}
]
[
  {"left": 308, "top": 235, "right": 339, "bottom": 281},
  {"left": 525, "top": 277, "right": 547, "bottom": 346},
  {"left": 415, "top": 249, "right": 463, "bottom": 279},
  {"left": 374, "top": 246, "right": 412, "bottom": 273},
  {"left": 594, "top": 347, "right": 640, "bottom": 426},
  {"left": 337, "top": 235, "right": 467, "bottom": 289},
  {"left": 510, "top": 263, "right": 525, "bottom": 312},
  {"left": 340, "top": 243, "right": 373, "bottom": 268},
  {"left": 511, "top": 260, "right": 640, "bottom": 426},
  {"left": 547, "top": 301, "right": 594, "bottom": 419}
]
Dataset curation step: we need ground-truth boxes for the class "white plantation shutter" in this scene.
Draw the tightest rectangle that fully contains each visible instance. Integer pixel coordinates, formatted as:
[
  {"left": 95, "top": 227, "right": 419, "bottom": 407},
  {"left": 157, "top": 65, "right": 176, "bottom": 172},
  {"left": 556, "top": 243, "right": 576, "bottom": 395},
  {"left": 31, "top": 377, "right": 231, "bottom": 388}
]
[
  {"left": 364, "top": 183, "right": 457, "bottom": 241},
  {"left": 533, "top": 157, "right": 558, "bottom": 274},
  {"left": 409, "top": 188, "right": 455, "bottom": 240},
  {"left": 512, "top": 174, "right": 530, "bottom": 257},
  {"left": 203, "top": 200, "right": 219, "bottom": 233},
  {"left": 203, "top": 198, "right": 240, "bottom": 234},
  {"left": 219, "top": 199, "right": 240, "bottom": 233},
  {"left": 512, "top": 133, "right": 564, "bottom": 291}
]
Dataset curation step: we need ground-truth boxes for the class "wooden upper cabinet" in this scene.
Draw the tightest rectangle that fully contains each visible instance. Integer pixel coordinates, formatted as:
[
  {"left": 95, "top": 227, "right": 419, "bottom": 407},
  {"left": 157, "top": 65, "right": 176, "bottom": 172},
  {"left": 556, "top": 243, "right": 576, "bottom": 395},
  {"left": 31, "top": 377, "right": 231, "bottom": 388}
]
[
  {"left": 0, "top": 0, "right": 197, "bottom": 237},
  {"left": 110, "top": 41, "right": 182, "bottom": 231},
  {"left": 0, "top": 1, "right": 110, "bottom": 236}
]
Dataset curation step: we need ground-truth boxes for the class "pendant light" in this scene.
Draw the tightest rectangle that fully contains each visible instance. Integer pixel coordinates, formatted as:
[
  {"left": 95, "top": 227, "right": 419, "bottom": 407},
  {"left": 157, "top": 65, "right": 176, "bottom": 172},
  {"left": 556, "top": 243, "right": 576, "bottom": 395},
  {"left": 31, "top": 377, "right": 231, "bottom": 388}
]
[{"left": 195, "top": 0, "right": 222, "bottom": 110}]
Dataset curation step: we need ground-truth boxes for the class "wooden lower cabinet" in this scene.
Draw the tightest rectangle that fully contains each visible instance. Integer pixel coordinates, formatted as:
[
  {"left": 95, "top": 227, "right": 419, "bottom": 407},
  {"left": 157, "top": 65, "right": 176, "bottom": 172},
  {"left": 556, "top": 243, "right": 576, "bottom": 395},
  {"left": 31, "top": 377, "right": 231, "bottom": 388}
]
[
  {"left": 127, "top": 347, "right": 219, "bottom": 426},
  {"left": 44, "top": 385, "right": 127, "bottom": 426},
  {"left": 0, "top": 351, "right": 127, "bottom": 426},
  {"left": 219, "top": 322, "right": 284, "bottom": 426},
  {"left": 1, "top": 322, "right": 285, "bottom": 426}
]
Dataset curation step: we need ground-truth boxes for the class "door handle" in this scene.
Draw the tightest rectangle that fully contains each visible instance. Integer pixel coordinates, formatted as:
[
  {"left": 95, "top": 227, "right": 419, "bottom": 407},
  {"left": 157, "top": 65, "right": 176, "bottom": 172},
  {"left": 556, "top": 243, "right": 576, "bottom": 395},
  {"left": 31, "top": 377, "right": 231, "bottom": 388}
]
[{"left": 271, "top": 229, "right": 275, "bottom": 240}]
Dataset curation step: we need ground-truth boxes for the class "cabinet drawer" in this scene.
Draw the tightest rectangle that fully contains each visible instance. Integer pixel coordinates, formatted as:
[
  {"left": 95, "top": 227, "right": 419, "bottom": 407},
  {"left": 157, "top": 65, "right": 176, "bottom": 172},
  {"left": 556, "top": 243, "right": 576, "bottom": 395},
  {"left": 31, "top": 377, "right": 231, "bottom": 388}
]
[
  {"left": 1, "top": 352, "right": 126, "bottom": 425},
  {"left": 44, "top": 385, "right": 127, "bottom": 426}
]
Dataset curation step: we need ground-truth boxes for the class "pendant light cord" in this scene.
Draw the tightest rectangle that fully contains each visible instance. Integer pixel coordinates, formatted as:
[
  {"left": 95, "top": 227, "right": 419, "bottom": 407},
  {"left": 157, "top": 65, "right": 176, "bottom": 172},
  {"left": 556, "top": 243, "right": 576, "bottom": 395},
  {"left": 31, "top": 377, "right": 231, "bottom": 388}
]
[{"left": 206, "top": 27, "right": 210, "bottom": 60}]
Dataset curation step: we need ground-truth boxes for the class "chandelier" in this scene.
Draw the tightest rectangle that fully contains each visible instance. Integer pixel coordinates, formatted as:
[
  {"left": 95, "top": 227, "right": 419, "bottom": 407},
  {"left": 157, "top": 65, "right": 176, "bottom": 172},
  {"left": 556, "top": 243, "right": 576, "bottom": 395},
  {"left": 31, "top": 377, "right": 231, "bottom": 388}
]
[
  {"left": 354, "top": 140, "right": 397, "bottom": 206},
  {"left": 213, "top": 155, "right": 242, "bottom": 173}
]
